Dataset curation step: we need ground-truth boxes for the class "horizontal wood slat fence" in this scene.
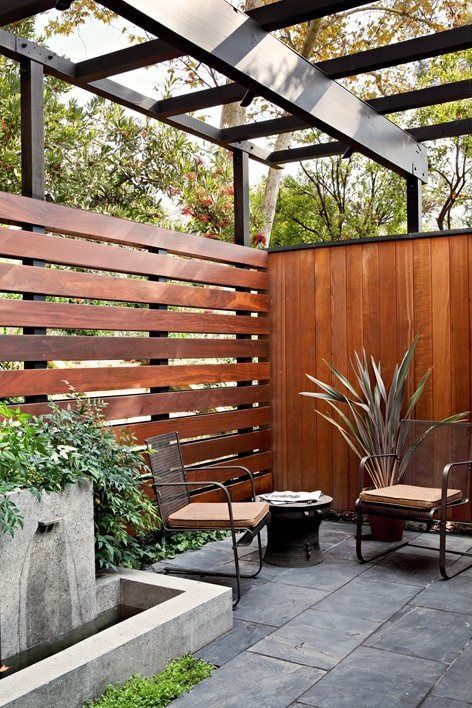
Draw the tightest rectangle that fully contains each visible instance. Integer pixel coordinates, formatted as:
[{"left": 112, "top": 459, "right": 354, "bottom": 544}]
[
  {"left": 0, "top": 192, "right": 272, "bottom": 503},
  {"left": 269, "top": 232, "right": 472, "bottom": 519}
]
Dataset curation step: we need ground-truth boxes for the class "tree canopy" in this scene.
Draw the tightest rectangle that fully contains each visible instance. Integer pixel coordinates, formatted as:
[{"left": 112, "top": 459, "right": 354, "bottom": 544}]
[{"left": 0, "top": 3, "right": 470, "bottom": 246}]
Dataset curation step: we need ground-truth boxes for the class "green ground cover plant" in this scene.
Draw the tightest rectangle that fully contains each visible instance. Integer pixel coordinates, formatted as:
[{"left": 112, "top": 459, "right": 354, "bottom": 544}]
[{"left": 85, "top": 655, "right": 213, "bottom": 708}]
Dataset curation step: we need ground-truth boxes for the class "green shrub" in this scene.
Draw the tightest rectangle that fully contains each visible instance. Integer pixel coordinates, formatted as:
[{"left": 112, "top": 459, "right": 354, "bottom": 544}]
[
  {"left": 85, "top": 655, "right": 213, "bottom": 708},
  {"left": 0, "top": 397, "right": 228, "bottom": 569},
  {"left": 0, "top": 402, "right": 81, "bottom": 536},
  {"left": 0, "top": 399, "right": 159, "bottom": 569},
  {"left": 37, "top": 398, "right": 158, "bottom": 569}
]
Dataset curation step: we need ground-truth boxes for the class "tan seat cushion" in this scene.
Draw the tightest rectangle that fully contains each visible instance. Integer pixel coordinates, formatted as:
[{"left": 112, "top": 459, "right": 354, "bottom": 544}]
[
  {"left": 167, "top": 501, "right": 270, "bottom": 529},
  {"left": 360, "top": 484, "right": 462, "bottom": 509}
]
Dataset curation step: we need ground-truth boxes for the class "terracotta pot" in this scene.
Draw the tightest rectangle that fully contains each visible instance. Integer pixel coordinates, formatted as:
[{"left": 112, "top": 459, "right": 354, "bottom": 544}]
[{"left": 368, "top": 514, "right": 404, "bottom": 542}]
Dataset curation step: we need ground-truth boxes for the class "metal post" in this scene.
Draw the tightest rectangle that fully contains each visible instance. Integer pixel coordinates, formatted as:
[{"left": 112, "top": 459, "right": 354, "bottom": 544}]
[
  {"left": 233, "top": 149, "right": 250, "bottom": 247},
  {"left": 406, "top": 176, "right": 423, "bottom": 233},
  {"left": 232, "top": 149, "right": 254, "bottom": 451},
  {"left": 20, "top": 58, "right": 47, "bottom": 401},
  {"left": 149, "top": 248, "right": 169, "bottom": 422}
]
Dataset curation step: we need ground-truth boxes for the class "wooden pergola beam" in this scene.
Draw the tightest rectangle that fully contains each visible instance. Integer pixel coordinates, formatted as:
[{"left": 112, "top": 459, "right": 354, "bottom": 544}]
[
  {"left": 98, "top": 0, "right": 428, "bottom": 181},
  {"left": 75, "top": 39, "right": 184, "bottom": 82},
  {"left": 268, "top": 118, "right": 472, "bottom": 164},
  {"left": 317, "top": 24, "right": 472, "bottom": 79},
  {"left": 0, "top": 0, "right": 55, "bottom": 25},
  {"left": 156, "top": 26, "right": 472, "bottom": 127},
  {"left": 154, "top": 83, "right": 247, "bottom": 118},
  {"left": 246, "top": 0, "right": 372, "bottom": 31},
  {"left": 222, "top": 80, "right": 472, "bottom": 143}
]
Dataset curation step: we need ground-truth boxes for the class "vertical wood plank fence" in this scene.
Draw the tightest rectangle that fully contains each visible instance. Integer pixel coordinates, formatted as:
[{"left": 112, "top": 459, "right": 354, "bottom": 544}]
[{"left": 269, "top": 231, "right": 472, "bottom": 516}]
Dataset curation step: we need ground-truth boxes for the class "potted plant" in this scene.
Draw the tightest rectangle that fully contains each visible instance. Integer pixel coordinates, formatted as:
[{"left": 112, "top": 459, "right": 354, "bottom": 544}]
[{"left": 300, "top": 335, "right": 466, "bottom": 541}]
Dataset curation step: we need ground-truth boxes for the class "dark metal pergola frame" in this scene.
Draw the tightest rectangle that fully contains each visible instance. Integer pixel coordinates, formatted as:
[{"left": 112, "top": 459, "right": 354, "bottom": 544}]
[{"left": 1, "top": 0, "right": 471, "bottom": 245}]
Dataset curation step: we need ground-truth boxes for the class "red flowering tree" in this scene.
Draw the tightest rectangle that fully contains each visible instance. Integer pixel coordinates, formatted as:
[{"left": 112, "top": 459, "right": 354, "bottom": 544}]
[{"left": 173, "top": 151, "right": 266, "bottom": 247}]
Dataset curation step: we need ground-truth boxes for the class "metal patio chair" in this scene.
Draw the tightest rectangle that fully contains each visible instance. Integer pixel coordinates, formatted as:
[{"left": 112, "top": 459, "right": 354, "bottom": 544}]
[
  {"left": 356, "top": 420, "right": 472, "bottom": 578},
  {"left": 145, "top": 432, "right": 270, "bottom": 607}
]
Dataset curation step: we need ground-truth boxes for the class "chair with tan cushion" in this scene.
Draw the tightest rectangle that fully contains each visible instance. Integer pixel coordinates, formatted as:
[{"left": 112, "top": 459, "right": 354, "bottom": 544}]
[
  {"left": 145, "top": 432, "right": 270, "bottom": 607},
  {"left": 355, "top": 420, "right": 472, "bottom": 579}
]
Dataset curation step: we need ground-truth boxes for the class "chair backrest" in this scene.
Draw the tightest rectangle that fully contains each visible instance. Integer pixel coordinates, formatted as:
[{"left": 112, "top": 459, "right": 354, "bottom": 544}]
[
  {"left": 398, "top": 419, "right": 472, "bottom": 499},
  {"left": 145, "top": 432, "right": 189, "bottom": 525}
]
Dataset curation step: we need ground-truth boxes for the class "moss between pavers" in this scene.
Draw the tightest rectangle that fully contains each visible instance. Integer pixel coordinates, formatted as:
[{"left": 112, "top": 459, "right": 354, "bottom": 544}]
[{"left": 85, "top": 655, "right": 213, "bottom": 708}]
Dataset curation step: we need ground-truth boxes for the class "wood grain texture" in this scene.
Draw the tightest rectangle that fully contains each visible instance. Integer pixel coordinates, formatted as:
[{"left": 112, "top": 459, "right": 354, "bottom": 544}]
[
  {"left": 181, "top": 429, "right": 271, "bottom": 467},
  {"left": 0, "top": 262, "right": 268, "bottom": 312},
  {"left": 269, "top": 231, "right": 472, "bottom": 517},
  {"left": 0, "top": 300, "right": 269, "bottom": 334},
  {"left": 0, "top": 228, "right": 268, "bottom": 290},
  {"left": 141, "top": 471, "right": 273, "bottom": 505},
  {"left": 0, "top": 191, "right": 268, "bottom": 268},
  {"left": 190, "top": 470, "right": 272, "bottom": 503},
  {"left": 0, "top": 334, "right": 270, "bottom": 362},
  {"left": 0, "top": 362, "right": 270, "bottom": 397},
  {"left": 10, "top": 384, "right": 272, "bottom": 419},
  {"left": 120, "top": 406, "right": 270, "bottom": 445}
]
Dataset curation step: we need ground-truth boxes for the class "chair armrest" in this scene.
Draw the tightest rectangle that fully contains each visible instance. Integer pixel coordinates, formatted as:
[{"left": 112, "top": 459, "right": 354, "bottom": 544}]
[
  {"left": 359, "top": 454, "right": 399, "bottom": 493},
  {"left": 185, "top": 464, "right": 256, "bottom": 500},
  {"left": 441, "top": 460, "right": 472, "bottom": 515}
]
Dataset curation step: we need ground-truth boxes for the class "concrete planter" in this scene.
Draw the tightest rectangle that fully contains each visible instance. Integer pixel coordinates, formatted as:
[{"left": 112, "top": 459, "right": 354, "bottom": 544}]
[
  {"left": 0, "top": 570, "right": 232, "bottom": 708},
  {"left": 0, "top": 480, "right": 232, "bottom": 707}
]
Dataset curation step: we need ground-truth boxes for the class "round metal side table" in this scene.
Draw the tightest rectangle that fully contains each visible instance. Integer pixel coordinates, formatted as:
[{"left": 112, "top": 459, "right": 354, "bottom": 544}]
[{"left": 262, "top": 495, "right": 333, "bottom": 567}]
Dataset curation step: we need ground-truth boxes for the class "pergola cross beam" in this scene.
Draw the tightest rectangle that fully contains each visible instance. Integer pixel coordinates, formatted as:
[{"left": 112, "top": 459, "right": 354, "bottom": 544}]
[
  {"left": 0, "top": 0, "right": 55, "bottom": 26},
  {"left": 75, "top": 39, "right": 185, "bottom": 82},
  {"left": 222, "top": 80, "right": 472, "bottom": 143},
  {"left": 268, "top": 118, "right": 472, "bottom": 164},
  {"left": 318, "top": 23, "right": 472, "bottom": 78},
  {"left": 143, "top": 25, "right": 471, "bottom": 127},
  {"left": 246, "top": 0, "right": 373, "bottom": 31},
  {"left": 98, "top": 0, "right": 428, "bottom": 182}
]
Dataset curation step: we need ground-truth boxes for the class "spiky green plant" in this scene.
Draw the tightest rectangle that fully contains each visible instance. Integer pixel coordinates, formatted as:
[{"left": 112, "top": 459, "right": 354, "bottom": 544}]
[{"left": 300, "top": 335, "right": 467, "bottom": 488}]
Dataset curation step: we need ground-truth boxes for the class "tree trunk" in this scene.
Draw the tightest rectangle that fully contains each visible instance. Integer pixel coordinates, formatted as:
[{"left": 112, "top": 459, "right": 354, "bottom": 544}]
[
  {"left": 220, "top": 9, "right": 322, "bottom": 247},
  {"left": 220, "top": 0, "right": 262, "bottom": 130},
  {"left": 261, "top": 20, "right": 322, "bottom": 246}
]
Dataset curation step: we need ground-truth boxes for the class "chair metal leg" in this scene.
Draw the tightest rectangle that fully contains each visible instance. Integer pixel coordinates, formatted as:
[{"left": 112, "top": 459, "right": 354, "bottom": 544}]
[
  {"left": 438, "top": 520, "right": 472, "bottom": 579},
  {"left": 355, "top": 509, "right": 364, "bottom": 562},
  {"left": 356, "top": 510, "right": 410, "bottom": 564},
  {"left": 162, "top": 528, "right": 266, "bottom": 608}
]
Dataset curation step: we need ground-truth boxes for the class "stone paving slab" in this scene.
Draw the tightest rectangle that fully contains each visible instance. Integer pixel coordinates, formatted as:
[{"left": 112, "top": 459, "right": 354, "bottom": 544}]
[
  {"left": 429, "top": 642, "right": 472, "bottom": 703},
  {"left": 365, "top": 605, "right": 472, "bottom": 664},
  {"left": 172, "top": 652, "right": 325, "bottom": 708},
  {"left": 196, "top": 619, "right": 276, "bottom": 667},
  {"left": 411, "top": 569, "right": 472, "bottom": 614},
  {"left": 361, "top": 546, "right": 464, "bottom": 586},
  {"left": 413, "top": 532, "right": 472, "bottom": 554},
  {"left": 324, "top": 529, "right": 416, "bottom": 562},
  {"left": 234, "top": 580, "right": 327, "bottom": 626},
  {"left": 249, "top": 608, "right": 379, "bottom": 670},
  {"left": 276, "top": 558, "right": 369, "bottom": 593},
  {"left": 296, "top": 646, "right": 445, "bottom": 708},
  {"left": 311, "top": 575, "right": 420, "bottom": 622},
  {"left": 421, "top": 695, "right": 472, "bottom": 707}
]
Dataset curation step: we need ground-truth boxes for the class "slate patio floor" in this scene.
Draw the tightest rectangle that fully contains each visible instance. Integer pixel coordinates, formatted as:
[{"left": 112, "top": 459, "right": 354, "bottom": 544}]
[{"left": 152, "top": 521, "right": 472, "bottom": 708}]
